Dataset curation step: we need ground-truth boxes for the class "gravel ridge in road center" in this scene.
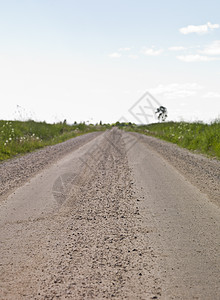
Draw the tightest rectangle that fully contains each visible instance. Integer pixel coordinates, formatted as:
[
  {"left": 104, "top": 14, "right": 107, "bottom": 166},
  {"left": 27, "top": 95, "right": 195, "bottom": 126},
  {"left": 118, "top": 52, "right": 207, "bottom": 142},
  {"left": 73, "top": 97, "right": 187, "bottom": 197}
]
[{"left": 0, "top": 128, "right": 162, "bottom": 299}]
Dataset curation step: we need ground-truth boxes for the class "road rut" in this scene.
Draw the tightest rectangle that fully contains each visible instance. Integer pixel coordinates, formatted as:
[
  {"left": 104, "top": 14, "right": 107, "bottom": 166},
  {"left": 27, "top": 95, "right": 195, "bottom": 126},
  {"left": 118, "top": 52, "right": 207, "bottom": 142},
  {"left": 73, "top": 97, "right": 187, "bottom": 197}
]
[{"left": 0, "top": 128, "right": 219, "bottom": 299}]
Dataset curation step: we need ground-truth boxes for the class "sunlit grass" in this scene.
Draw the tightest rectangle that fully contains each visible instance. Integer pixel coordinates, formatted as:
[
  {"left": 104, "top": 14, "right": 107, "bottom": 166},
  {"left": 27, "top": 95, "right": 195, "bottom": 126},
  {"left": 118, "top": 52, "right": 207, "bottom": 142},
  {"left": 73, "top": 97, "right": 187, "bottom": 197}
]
[
  {"left": 2, "top": 119, "right": 219, "bottom": 161},
  {"left": 0, "top": 120, "right": 109, "bottom": 161},
  {"left": 125, "top": 120, "right": 220, "bottom": 159}
]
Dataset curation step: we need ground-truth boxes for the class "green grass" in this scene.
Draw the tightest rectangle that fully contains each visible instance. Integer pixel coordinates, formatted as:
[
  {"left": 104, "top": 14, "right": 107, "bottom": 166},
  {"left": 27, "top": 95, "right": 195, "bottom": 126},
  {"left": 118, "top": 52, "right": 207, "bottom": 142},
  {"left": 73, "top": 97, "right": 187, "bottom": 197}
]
[
  {"left": 0, "top": 120, "right": 110, "bottom": 161},
  {"left": 1, "top": 119, "right": 219, "bottom": 161},
  {"left": 123, "top": 120, "right": 220, "bottom": 160}
]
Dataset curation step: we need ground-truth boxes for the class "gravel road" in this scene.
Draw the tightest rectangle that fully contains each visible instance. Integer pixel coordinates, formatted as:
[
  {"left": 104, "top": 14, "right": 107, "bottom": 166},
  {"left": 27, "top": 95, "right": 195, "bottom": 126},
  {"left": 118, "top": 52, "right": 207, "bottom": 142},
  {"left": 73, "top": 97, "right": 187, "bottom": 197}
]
[
  {"left": 0, "top": 128, "right": 219, "bottom": 299},
  {"left": 0, "top": 132, "right": 102, "bottom": 199}
]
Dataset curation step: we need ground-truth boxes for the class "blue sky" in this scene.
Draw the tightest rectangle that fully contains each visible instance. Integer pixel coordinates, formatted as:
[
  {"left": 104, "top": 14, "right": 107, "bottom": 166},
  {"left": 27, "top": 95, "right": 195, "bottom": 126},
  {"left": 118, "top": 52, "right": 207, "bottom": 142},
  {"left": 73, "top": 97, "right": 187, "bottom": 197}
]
[{"left": 0, "top": 0, "right": 220, "bottom": 123}]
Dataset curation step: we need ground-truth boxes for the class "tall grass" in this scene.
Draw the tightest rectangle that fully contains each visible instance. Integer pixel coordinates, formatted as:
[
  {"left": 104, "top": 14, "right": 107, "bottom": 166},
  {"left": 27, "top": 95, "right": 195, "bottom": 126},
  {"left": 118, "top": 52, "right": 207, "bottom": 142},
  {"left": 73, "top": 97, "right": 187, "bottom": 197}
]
[
  {"left": 1, "top": 119, "right": 219, "bottom": 161},
  {"left": 125, "top": 120, "right": 220, "bottom": 159},
  {"left": 0, "top": 120, "right": 109, "bottom": 161}
]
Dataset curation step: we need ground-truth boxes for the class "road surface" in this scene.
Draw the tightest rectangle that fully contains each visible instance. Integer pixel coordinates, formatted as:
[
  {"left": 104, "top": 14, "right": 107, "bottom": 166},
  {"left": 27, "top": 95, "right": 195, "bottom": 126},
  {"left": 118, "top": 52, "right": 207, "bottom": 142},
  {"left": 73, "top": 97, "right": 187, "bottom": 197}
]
[{"left": 0, "top": 128, "right": 220, "bottom": 299}]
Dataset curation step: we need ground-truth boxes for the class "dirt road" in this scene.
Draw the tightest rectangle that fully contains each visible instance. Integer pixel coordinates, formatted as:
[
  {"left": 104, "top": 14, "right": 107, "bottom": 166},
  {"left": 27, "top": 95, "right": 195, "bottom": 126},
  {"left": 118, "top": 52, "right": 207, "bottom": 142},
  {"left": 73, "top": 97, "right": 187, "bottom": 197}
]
[{"left": 0, "top": 128, "right": 220, "bottom": 299}]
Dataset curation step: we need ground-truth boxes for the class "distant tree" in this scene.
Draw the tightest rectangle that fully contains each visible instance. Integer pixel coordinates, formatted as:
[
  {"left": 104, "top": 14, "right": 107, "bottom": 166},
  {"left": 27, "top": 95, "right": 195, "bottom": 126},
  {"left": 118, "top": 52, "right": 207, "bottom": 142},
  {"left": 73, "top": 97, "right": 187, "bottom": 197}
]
[
  {"left": 78, "top": 122, "right": 86, "bottom": 131},
  {"left": 99, "top": 120, "right": 102, "bottom": 126},
  {"left": 155, "top": 106, "right": 168, "bottom": 122}
]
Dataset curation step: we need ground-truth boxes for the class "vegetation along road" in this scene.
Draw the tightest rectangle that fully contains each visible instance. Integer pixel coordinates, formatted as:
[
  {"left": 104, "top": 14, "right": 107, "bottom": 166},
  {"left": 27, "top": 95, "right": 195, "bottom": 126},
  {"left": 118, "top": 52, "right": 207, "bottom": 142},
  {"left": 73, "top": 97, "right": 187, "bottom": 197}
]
[{"left": 0, "top": 128, "right": 219, "bottom": 299}]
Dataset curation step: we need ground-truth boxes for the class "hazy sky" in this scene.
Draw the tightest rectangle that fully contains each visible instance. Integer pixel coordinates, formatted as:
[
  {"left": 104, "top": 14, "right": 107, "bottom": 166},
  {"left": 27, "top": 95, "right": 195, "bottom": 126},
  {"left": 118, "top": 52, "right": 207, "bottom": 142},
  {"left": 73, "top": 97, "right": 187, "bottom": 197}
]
[{"left": 0, "top": 0, "right": 220, "bottom": 124}]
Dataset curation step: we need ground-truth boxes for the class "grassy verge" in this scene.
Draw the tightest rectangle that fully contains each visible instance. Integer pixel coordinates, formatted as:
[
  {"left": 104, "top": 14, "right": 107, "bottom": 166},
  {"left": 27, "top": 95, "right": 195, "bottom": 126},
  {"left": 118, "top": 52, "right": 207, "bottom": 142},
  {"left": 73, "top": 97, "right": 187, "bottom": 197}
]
[
  {"left": 121, "top": 120, "right": 220, "bottom": 160},
  {"left": 2, "top": 120, "right": 219, "bottom": 161},
  {"left": 0, "top": 120, "right": 110, "bottom": 161}
]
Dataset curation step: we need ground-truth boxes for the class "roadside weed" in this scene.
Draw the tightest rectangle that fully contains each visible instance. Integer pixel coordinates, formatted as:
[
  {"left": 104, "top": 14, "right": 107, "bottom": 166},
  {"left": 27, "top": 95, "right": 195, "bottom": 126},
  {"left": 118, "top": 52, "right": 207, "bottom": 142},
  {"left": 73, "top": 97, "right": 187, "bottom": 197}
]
[
  {"left": 0, "top": 120, "right": 108, "bottom": 161},
  {"left": 125, "top": 120, "right": 220, "bottom": 159}
]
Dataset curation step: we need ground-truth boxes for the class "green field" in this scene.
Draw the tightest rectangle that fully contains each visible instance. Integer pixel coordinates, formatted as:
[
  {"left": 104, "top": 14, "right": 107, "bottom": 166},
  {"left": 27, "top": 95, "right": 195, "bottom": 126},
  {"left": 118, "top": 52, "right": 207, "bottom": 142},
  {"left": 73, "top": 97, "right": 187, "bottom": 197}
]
[
  {"left": 0, "top": 120, "right": 110, "bottom": 161},
  {"left": 123, "top": 120, "right": 220, "bottom": 160},
  {"left": 1, "top": 119, "right": 220, "bottom": 161}
]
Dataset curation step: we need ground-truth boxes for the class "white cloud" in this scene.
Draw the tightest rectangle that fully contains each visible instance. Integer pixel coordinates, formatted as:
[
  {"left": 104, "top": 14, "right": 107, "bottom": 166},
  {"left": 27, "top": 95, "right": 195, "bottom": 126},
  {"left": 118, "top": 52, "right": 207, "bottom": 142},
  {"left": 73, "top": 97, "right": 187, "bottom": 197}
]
[
  {"left": 150, "top": 83, "right": 203, "bottom": 99},
  {"left": 118, "top": 47, "right": 131, "bottom": 52},
  {"left": 109, "top": 52, "right": 121, "bottom": 58},
  {"left": 179, "top": 22, "right": 219, "bottom": 35},
  {"left": 141, "top": 47, "right": 163, "bottom": 56},
  {"left": 203, "top": 92, "right": 220, "bottom": 98},
  {"left": 169, "top": 46, "right": 186, "bottom": 51},
  {"left": 200, "top": 40, "right": 220, "bottom": 55},
  {"left": 177, "top": 54, "right": 219, "bottom": 62},
  {"left": 128, "top": 54, "right": 138, "bottom": 59}
]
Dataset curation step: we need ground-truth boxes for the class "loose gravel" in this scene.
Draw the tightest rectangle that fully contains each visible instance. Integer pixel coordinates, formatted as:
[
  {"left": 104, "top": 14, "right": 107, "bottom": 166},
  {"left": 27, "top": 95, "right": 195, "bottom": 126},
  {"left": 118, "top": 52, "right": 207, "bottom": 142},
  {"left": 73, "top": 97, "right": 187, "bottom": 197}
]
[
  {"left": 130, "top": 132, "right": 220, "bottom": 207},
  {"left": 1, "top": 129, "right": 219, "bottom": 299},
  {"left": 0, "top": 128, "right": 161, "bottom": 299},
  {"left": 0, "top": 132, "right": 101, "bottom": 199}
]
